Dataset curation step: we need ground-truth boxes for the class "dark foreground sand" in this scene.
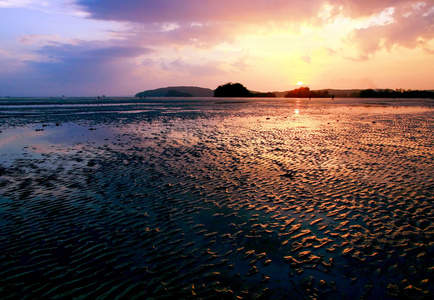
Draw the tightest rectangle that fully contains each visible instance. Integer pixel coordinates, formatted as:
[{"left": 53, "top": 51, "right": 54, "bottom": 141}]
[{"left": 0, "top": 98, "right": 433, "bottom": 299}]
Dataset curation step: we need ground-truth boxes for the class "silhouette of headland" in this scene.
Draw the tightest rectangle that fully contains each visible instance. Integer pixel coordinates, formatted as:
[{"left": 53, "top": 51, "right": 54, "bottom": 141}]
[
  {"left": 135, "top": 84, "right": 434, "bottom": 99},
  {"left": 135, "top": 86, "right": 213, "bottom": 98}
]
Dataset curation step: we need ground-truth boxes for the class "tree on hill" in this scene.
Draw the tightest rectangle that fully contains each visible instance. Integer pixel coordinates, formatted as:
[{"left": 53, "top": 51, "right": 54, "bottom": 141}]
[
  {"left": 285, "top": 87, "right": 334, "bottom": 98},
  {"left": 285, "top": 87, "right": 311, "bottom": 98},
  {"left": 214, "top": 82, "right": 253, "bottom": 97}
]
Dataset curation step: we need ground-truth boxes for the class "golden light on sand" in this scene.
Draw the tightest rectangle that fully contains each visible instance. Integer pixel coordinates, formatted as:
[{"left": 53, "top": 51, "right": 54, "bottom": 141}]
[{"left": 297, "top": 81, "right": 304, "bottom": 86}]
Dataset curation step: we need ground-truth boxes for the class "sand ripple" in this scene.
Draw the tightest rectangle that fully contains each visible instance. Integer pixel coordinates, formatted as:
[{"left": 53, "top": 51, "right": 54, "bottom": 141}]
[{"left": 0, "top": 99, "right": 433, "bottom": 299}]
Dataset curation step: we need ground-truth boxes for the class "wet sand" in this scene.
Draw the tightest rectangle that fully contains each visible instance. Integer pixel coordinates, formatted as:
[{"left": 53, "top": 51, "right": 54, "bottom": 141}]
[{"left": 0, "top": 97, "right": 433, "bottom": 299}]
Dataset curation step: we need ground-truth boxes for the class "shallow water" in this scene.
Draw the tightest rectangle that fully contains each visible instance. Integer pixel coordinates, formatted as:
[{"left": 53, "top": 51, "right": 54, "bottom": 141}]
[{"left": 0, "top": 97, "right": 433, "bottom": 299}]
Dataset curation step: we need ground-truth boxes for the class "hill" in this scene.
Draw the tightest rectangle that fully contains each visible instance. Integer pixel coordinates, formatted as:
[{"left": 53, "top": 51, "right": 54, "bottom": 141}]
[
  {"left": 273, "top": 89, "right": 361, "bottom": 98},
  {"left": 135, "top": 86, "right": 213, "bottom": 98},
  {"left": 323, "top": 89, "right": 362, "bottom": 97},
  {"left": 136, "top": 85, "right": 433, "bottom": 99}
]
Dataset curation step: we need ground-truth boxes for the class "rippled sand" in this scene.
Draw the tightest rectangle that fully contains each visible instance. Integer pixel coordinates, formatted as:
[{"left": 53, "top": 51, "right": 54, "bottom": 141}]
[{"left": 0, "top": 98, "right": 433, "bottom": 299}]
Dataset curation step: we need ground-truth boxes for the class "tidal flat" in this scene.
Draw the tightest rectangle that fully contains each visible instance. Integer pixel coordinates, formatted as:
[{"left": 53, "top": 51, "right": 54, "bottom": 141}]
[{"left": 0, "top": 97, "right": 433, "bottom": 299}]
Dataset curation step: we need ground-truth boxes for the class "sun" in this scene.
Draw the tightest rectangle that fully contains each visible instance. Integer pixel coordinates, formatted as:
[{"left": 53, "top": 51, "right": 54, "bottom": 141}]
[{"left": 296, "top": 81, "right": 304, "bottom": 86}]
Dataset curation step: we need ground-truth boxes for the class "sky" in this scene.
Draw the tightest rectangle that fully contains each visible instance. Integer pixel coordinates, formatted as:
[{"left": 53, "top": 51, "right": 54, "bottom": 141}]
[{"left": 0, "top": 0, "right": 433, "bottom": 96}]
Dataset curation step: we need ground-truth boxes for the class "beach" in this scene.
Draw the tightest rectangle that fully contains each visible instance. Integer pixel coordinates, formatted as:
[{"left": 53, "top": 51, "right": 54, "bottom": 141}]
[{"left": 0, "top": 97, "right": 433, "bottom": 299}]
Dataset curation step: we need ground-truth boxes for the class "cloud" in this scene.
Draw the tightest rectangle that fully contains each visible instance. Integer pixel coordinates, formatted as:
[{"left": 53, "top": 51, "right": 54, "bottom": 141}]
[
  {"left": 0, "top": 0, "right": 80, "bottom": 15},
  {"left": 29, "top": 41, "right": 152, "bottom": 86},
  {"left": 323, "top": 47, "right": 338, "bottom": 56},
  {"left": 18, "top": 35, "right": 60, "bottom": 45},
  {"left": 74, "top": 0, "right": 330, "bottom": 50},
  {"left": 76, "top": 0, "right": 325, "bottom": 24},
  {"left": 0, "top": 40, "right": 153, "bottom": 95},
  {"left": 161, "top": 57, "right": 226, "bottom": 77},
  {"left": 0, "top": 0, "right": 37, "bottom": 8},
  {"left": 4, "top": 36, "right": 224, "bottom": 95},
  {"left": 301, "top": 54, "right": 312, "bottom": 64},
  {"left": 3, "top": 0, "right": 433, "bottom": 96},
  {"left": 76, "top": 0, "right": 433, "bottom": 55},
  {"left": 129, "top": 21, "right": 244, "bottom": 49},
  {"left": 231, "top": 56, "right": 251, "bottom": 71},
  {"left": 35, "top": 41, "right": 152, "bottom": 62},
  {"left": 333, "top": 0, "right": 425, "bottom": 18},
  {"left": 75, "top": 1, "right": 430, "bottom": 26},
  {"left": 347, "top": 2, "right": 434, "bottom": 56}
]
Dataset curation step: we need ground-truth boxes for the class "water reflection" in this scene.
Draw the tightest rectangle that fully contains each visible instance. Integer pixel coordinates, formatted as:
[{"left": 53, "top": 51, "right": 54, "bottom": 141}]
[
  {"left": 0, "top": 98, "right": 433, "bottom": 299},
  {"left": 0, "top": 123, "right": 121, "bottom": 167}
]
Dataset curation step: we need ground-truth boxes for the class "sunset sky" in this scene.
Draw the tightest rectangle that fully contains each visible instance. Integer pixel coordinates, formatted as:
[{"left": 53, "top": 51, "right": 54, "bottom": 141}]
[{"left": 1, "top": 0, "right": 433, "bottom": 96}]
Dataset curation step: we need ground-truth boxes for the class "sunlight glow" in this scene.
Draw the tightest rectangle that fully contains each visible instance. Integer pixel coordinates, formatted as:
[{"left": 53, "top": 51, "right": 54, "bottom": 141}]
[{"left": 297, "top": 81, "right": 304, "bottom": 86}]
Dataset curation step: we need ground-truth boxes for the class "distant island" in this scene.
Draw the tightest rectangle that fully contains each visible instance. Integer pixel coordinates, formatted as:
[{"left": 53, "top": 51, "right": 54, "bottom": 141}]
[
  {"left": 135, "top": 86, "right": 213, "bottom": 98},
  {"left": 135, "top": 84, "right": 434, "bottom": 99},
  {"left": 135, "top": 83, "right": 276, "bottom": 98}
]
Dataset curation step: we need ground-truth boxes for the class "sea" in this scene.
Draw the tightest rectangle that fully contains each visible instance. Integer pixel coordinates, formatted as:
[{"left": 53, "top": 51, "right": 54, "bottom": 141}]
[{"left": 0, "top": 97, "right": 433, "bottom": 299}]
